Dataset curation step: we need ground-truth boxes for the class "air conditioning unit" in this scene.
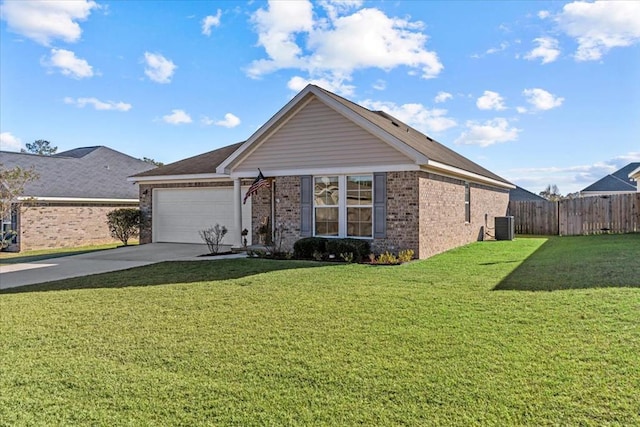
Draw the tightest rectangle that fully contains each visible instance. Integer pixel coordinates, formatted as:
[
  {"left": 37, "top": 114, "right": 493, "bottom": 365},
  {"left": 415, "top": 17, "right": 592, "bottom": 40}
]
[{"left": 495, "top": 216, "right": 515, "bottom": 241}]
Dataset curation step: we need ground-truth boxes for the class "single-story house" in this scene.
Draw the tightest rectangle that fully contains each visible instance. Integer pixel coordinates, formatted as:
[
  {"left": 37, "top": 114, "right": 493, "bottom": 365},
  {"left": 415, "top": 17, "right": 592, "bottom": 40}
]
[
  {"left": 580, "top": 162, "right": 639, "bottom": 196},
  {"left": 130, "top": 85, "right": 514, "bottom": 259},
  {"left": 0, "top": 146, "right": 155, "bottom": 251}
]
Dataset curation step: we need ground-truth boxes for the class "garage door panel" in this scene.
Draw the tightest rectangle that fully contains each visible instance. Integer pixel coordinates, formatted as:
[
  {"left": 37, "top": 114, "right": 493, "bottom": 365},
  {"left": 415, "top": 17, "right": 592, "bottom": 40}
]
[{"left": 153, "top": 188, "right": 252, "bottom": 244}]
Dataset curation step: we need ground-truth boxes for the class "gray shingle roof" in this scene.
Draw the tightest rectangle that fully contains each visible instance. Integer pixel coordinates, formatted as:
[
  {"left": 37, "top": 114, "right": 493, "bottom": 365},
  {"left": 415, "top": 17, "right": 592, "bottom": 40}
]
[
  {"left": 132, "top": 142, "right": 243, "bottom": 177},
  {"left": 0, "top": 146, "right": 156, "bottom": 199},
  {"left": 581, "top": 162, "right": 639, "bottom": 193},
  {"left": 509, "top": 186, "right": 546, "bottom": 201},
  {"left": 313, "top": 85, "right": 511, "bottom": 186}
]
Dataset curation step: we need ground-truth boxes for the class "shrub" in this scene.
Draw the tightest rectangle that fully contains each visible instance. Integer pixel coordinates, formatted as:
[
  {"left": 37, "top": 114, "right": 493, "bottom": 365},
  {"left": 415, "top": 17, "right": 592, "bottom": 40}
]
[
  {"left": 398, "top": 249, "right": 415, "bottom": 263},
  {"left": 293, "top": 237, "right": 328, "bottom": 259},
  {"left": 106, "top": 208, "right": 140, "bottom": 246},
  {"left": 326, "top": 238, "right": 371, "bottom": 261},
  {"left": 375, "top": 251, "right": 400, "bottom": 265},
  {"left": 199, "top": 224, "right": 228, "bottom": 254}
]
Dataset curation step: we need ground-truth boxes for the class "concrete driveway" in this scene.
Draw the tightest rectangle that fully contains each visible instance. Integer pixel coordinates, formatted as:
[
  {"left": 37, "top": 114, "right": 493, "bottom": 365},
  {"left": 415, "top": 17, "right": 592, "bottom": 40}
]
[{"left": 0, "top": 243, "right": 244, "bottom": 290}]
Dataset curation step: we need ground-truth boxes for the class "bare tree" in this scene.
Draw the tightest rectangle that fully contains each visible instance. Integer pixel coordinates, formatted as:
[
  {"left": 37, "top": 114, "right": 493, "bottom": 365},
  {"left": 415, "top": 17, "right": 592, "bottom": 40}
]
[
  {"left": 539, "top": 184, "right": 563, "bottom": 201},
  {"left": 0, "top": 164, "right": 38, "bottom": 249}
]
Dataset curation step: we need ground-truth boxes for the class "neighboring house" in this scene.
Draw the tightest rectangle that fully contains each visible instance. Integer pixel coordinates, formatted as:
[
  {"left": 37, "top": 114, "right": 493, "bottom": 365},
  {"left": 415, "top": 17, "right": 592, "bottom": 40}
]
[
  {"left": 629, "top": 165, "right": 640, "bottom": 189},
  {"left": 130, "top": 85, "right": 514, "bottom": 259},
  {"left": 0, "top": 146, "right": 155, "bottom": 251},
  {"left": 509, "top": 186, "right": 546, "bottom": 202},
  {"left": 580, "top": 162, "right": 640, "bottom": 196}
]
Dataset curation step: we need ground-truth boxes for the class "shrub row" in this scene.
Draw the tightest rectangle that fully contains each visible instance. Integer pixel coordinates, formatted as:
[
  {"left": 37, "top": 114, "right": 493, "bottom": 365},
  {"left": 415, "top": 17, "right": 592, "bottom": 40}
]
[{"left": 293, "top": 237, "right": 371, "bottom": 261}]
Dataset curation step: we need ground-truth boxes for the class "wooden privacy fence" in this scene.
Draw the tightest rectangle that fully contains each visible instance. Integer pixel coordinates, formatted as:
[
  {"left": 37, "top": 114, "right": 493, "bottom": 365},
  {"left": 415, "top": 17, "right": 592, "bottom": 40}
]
[{"left": 508, "top": 193, "right": 640, "bottom": 236}]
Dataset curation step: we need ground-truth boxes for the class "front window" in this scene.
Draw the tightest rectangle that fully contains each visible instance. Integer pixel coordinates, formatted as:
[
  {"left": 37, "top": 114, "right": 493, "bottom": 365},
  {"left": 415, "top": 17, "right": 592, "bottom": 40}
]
[
  {"left": 314, "top": 176, "right": 339, "bottom": 236},
  {"left": 346, "top": 175, "right": 372, "bottom": 237},
  {"left": 314, "top": 175, "right": 373, "bottom": 238}
]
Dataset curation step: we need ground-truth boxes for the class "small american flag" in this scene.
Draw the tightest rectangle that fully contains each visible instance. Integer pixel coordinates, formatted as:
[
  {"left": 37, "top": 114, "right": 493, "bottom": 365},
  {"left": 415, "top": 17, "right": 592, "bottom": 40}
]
[{"left": 243, "top": 170, "right": 270, "bottom": 204}]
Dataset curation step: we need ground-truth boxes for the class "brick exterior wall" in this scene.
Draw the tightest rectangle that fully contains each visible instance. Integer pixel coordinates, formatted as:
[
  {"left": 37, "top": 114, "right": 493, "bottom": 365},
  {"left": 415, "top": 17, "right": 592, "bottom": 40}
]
[
  {"left": 260, "top": 171, "right": 509, "bottom": 260},
  {"left": 370, "top": 171, "right": 420, "bottom": 255},
  {"left": 16, "top": 203, "right": 134, "bottom": 251},
  {"left": 252, "top": 176, "right": 301, "bottom": 252},
  {"left": 419, "top": 172, "right": 509, "bottom": 258}
]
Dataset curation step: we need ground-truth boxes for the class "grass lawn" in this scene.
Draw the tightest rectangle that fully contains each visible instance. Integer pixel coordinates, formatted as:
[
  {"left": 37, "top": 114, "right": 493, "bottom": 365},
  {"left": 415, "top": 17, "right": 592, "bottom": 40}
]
[
  {"left": 1, "top": 234, "right": 639, "bottom": 425},
  {"left": 0, "top": 242, "right": 135, "bottom": 265}
]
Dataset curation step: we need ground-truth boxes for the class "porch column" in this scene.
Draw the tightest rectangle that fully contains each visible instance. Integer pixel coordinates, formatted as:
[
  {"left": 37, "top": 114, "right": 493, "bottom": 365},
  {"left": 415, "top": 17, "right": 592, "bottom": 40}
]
[{"left": 233, "top": 178, "right": 243, "bottom": 248}]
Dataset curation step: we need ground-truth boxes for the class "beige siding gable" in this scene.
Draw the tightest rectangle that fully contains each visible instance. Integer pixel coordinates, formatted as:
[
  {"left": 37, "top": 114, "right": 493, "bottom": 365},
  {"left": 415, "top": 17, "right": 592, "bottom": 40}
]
[{"left": 234, "top": 97, "right": 412, "bottom": 174}]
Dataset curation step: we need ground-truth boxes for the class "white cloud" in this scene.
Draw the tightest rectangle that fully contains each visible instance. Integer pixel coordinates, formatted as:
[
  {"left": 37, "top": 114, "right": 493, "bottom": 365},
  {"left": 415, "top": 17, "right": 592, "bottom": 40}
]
[
  {"left": 359, "top": 99, "right": 457, "bottom": 134},
  {"left": 556, "top": 0, "right": 640, "bottom": 61},
  {"left": 507, "top": 152, "right": 640, "bottom": 194},
  {"left": 516, "top": 106, "right": 528, "bottom": 114},
  {"left": 434, "top": 91, "right": 452, "bottom": 103},
  {"left": 0, "top": 0, "right": 98, "bottom": 46},
  {"left": 144, "top": 52, "right": 176, "bottom": 84},
  {"left": 162, "top": 109, "right": 192, "bottom": 125},
  {"left": 248, "top": 1, "right": 443, "bottom": 87},
  {"left": 538, "top": 10, "right": 551, "bottom": 19},
  {"left": 64, "top": 97, "right": 131, "bottom": 111},
  {"left": 454, "top": 118, "right": 520, "bottom": 147},
  {"left": 0, "top": 132, "right": 23, "bottom": 151},
  {"left": 476, "top": 91, "right": 507, "bottom": 111},
  {"left": 202, "top": 9, "right": 222, "bottom": 36},
  {"left": 471, "top": 41, "right": 509, "bottom": 59},
  {"left": 524, "top": 37, "right": 561, "bottom": 64},
  {"left": 44, "top": 49, "right": 94, "bottom": 79},
  {"left": 486, "top": 41, "right": 509, "bottom": 55},
  {"left": 287, "top": 75, "right": 356, "bottom": 97},
  {"left": 214, "top": 113, "right": 241, "bottom": 128},
  {"left": 248, "top": 0, "right": 314, "bottom": 77},
  {"left": 372, "top": 79, "right": 386, "bottom": 91},
  {"left": 201, "top": 116, "right": 215, "bottom": 126},
  {"left": 522, "top": 88, "right": 564, "bottom": 111}
]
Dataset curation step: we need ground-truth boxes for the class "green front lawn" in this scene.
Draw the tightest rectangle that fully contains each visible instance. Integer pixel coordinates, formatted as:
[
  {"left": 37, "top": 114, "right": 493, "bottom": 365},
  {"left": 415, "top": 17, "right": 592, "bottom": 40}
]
[{"left": 1, "top": 235, "right": 639, "bottom": 425}]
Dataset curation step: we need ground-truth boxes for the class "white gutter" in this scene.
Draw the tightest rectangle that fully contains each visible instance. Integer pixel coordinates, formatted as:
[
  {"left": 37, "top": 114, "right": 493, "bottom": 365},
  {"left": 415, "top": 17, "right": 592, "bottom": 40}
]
[
  {"left": 128, "top": 173, "right": 230, "bottom": 183},
  {"left": 17, "top": 196, "right": 139, "bottom": 203},
  {"left": 425, "top": 160, "right": 515, "bottom": 189}
]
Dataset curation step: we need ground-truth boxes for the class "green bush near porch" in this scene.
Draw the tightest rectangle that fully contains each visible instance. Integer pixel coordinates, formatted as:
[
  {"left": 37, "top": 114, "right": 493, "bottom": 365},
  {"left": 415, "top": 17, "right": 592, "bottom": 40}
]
[{"left": 1, "top": 234, "right": 639, "bottom": 426}]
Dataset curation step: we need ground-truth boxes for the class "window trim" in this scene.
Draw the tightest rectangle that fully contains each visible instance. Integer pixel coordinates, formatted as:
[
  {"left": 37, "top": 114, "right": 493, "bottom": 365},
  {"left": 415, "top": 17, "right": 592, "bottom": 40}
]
[{"left": 313, "top": 174, "right": 374, "bottom": 239}]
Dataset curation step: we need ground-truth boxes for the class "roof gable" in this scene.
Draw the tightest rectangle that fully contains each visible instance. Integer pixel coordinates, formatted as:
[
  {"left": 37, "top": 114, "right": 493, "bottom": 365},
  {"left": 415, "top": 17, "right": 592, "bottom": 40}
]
[
  {"left": 219, "top": 84, "right": 511, "bottom": 188},
  {"left": 581, "top": 162, "right": 639, "bottom": 193},
  {"left": 229, "top": 97, "right": 413, "bottom": 175}
]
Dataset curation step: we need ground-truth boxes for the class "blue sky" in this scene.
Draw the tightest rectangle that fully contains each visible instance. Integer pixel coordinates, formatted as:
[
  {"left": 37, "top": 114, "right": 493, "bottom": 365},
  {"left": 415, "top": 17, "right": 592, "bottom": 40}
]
[{"left": 1, "top": 0, "right": 638, "bottom": 194}]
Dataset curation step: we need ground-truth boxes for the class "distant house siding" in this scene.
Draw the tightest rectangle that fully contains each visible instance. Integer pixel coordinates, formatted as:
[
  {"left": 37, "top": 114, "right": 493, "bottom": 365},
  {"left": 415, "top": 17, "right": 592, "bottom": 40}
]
[
  {"left": 16, "top": 203, "right": 135, "bottom": 251},
  {"left": 234, "top": 98, "right": 410, "bottom": 174}
]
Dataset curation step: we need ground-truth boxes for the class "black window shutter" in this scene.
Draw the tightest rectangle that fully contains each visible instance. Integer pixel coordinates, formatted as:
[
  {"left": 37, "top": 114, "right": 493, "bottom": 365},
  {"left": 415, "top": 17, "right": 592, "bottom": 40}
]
[
  {"left": 300, "top": 175, "right": 312, "bottom": 237},
  {"left": 373, "top": 172, "right": 387, "bottom": 238}
]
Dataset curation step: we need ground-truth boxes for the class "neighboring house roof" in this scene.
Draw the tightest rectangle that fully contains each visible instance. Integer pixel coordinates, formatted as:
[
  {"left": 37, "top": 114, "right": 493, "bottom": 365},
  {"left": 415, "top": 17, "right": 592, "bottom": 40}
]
[
  {"left": 218, "top": 85, "right": 512, "bottom": 188},
  {"left": 0, "top": 146, "right": 155, "bottom": 200},
  {"left": 581, "top": 162, "right": 639, "bottom": 194},
  {"left": 629, "top": 165, "right": 640, "bottom": 182},
  {"left": 132, "top": 142, "right": 243, "bottom": 179},
  {"left": 509, "top": 186, "right": 546, "bottom": 201}
]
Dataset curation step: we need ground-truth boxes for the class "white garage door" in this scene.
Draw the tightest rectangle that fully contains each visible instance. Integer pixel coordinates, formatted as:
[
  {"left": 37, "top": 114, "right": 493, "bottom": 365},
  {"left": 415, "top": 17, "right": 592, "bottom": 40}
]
[{"left": 153, "top": 187, "right": 252, "bottom": 245}]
